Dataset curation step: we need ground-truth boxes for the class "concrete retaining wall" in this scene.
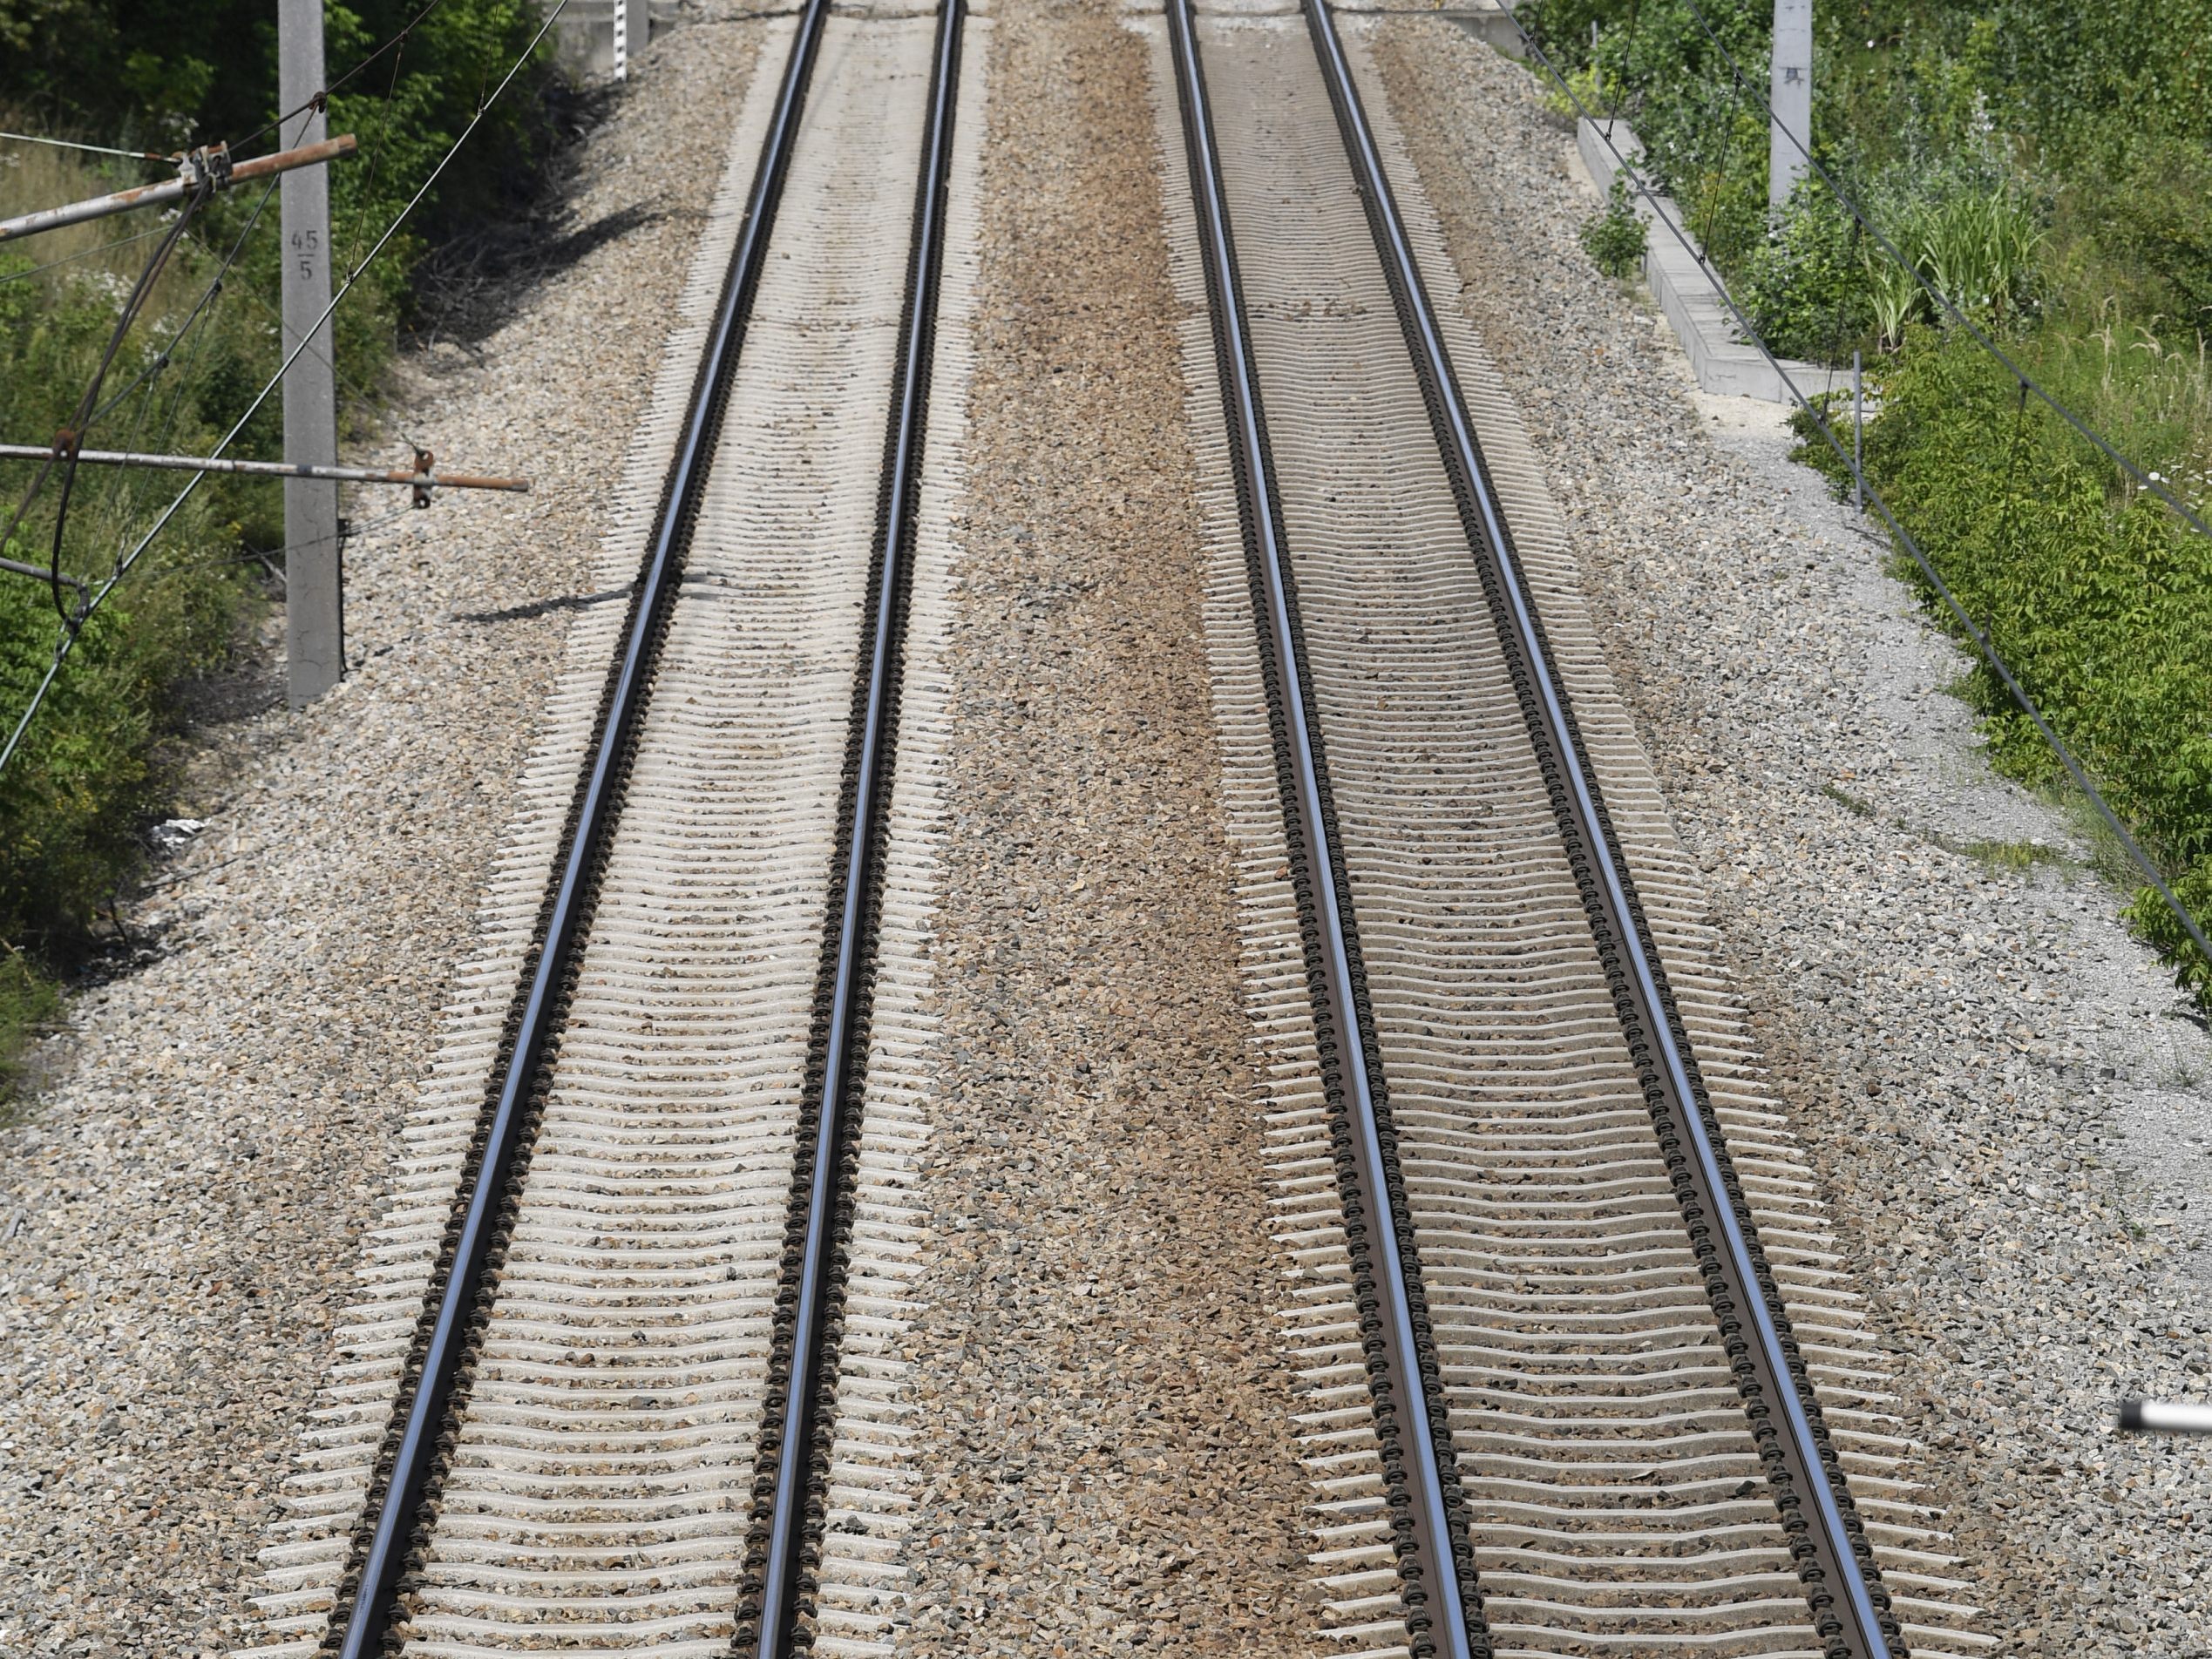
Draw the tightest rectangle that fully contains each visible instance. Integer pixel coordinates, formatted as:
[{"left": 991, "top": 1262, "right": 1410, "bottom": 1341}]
[{"left": 1577, "top": 115, "right": 1822, "bottom": 403}]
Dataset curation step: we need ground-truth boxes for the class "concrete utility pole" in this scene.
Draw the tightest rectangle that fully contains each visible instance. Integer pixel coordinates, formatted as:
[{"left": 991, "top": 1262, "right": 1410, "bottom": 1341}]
[
  {"left": 280, "top": 0, "right": 343, "bottom": 705},
  {"left": 1769, "top": 0, "right": 1811, "bottom": 212}
]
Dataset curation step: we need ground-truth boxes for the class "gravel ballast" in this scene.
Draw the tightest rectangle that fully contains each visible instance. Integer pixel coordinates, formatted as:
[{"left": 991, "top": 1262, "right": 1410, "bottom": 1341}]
[
  {"left": 1377, "top": 20, "right": 2212, "bottom": 1653},
  {"left": 0, "top": 12, "right": 765, "bottom": 1653},
  {"left": 892, "top": 0, "right": 1319, "bottom": 1648}
]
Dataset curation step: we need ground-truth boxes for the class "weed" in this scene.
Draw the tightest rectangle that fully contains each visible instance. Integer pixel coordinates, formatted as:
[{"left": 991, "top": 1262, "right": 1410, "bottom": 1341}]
[
  {"left": 1579, "top": 173, "right": 1648, "bottom": 280},
  {"left": 1820, "top": 781, "right": 1876, "bottom": 817},
  {"left": 1924, "top": 830, "right": 2069, "bottom": 871}
]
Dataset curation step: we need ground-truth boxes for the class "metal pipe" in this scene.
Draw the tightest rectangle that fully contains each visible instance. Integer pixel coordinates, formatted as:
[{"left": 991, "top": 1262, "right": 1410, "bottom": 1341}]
[
  {"left": 0, "top": 556, "right": 84, "bottom": 592},
  {"left": 1299, "top": 4, "right": 1895, "bottom": 1654},
  {"left": 1163, "top": 3, "right": 1477, "bottom": 1654},
  {"left": 2120, "top": 1399, "right": 2212, "bottom": 1434},
  {"left": 0, "top": 136, "right": 356, "bottom": 244},
  {"left": 0, "top": 442, "right": 525, "bottom": 491},
  {"left": 323, "top": 0, "right": 831, "bottom": 1649}
]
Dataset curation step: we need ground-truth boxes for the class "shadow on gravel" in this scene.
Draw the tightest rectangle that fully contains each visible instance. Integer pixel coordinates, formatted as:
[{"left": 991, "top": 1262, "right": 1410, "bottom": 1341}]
[
  {"left": 397, "top": 76, "right": 661, "bottom": 348},
  {"left": 452, "top": 583, "right": 635, "bottom": 625},
  {"left": 413, "top": 201, "right": 680, "bottom": 346}
]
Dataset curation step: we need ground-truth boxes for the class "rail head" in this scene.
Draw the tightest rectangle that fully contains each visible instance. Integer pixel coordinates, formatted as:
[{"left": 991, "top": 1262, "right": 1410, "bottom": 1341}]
[{"left": 322, "top": 2, "right": 838, "bottom": 1652}]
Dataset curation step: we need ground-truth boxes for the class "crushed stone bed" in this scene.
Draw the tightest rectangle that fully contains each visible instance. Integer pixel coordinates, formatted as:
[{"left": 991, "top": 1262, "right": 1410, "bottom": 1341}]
[{"left": 3, "top": 9, "right": 2201, "bottom": 1657}]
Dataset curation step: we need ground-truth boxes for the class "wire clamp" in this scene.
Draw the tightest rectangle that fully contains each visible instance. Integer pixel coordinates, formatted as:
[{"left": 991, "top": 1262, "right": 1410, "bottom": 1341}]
[
  {"left": 177, "top": 142, "right": 232, "bottom": 194},
  {"left": 411, "top": 446, "right": 435, "bottom": 509}
]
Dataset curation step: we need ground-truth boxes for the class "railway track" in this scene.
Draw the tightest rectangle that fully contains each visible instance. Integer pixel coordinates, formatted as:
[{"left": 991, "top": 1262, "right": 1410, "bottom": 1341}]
[
  {"left": 1150, "top": 3, "right": 1989, "bottom": 1656},
  {"left": 241, "top": 2, "right": 981, "bottom": 1653},
  {"left": 231, "top": 3, "right": 1994, "bottom": 1656}
]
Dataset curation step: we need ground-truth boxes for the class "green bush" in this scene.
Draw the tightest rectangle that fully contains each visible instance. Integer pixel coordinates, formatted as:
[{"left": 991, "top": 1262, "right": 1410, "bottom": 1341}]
[
  {"left": 0, "top": 0, "right": 567, "bottom": 1096},
  {"left": 1798, "top": 330, "right": 2212, "bottom": 990},
  {"left": 1579, "top": 173, "right": 1647, "bottom": 279},
  {"left": 1739, "top": 184, "right": 1875, "bottom": 362},
  {"left": 2081, "top": 138, "right": 2212, "bottom": 325}
]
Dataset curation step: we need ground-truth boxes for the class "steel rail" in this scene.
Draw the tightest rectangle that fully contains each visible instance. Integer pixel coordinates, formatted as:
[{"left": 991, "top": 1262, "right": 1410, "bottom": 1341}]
[
  {"left": 745, "top": 0, "right": 965, "bottom": 1650},
  {"left": 1297, "top": 4, "right": 1898, "bottom": 1656},
  {"left": 1164, "top": 3, "right": 1479, "bottom": 1655},
  {"left": 326, "top": 0, "right": 834, "bottom": 1649}
]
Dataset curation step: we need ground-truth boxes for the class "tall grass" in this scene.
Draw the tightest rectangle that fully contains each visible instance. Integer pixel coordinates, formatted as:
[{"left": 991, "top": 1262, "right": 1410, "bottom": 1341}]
[{"left": 0, "top": 134, "right": 268, "bottom": 1027}]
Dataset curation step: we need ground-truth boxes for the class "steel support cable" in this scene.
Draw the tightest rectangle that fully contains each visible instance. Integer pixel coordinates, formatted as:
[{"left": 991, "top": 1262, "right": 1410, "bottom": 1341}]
[
  {"left": 745, "top": 3, "right": 963, "bottom": 1649},
  {"left": 319, "top": 2, "right": 831, "bottom": 1651},
  {"left": 0, "top": 131, "right": 169, "bottom": 163},
  {"left": 16, "top": 181, "right": 211, "bottom": 622},
  {"left": 1648, "top": 0, "right": 2210, "bottom": 544},
  {"left": 1510, "top": 18, "right": 2212, "bottom": 985},
  {"left": 1162, "top": 3, "right": 1479, "bottom": 1654},
  {"left": 0, "top": 222, "right": 173, "bottom": 287},
  {"left": 1299, "top": 5, "right": 1899, "bottom": 1656}
]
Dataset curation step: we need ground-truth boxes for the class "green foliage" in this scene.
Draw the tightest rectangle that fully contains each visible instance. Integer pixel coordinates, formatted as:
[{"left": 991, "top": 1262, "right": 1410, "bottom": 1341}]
[
  {"left": 2069, "top": 138, "right": 2212, "bottom": 326},
  {"left": 1578, "top": 173, "right": 1647, "bottom": 280},
  {"left": 1530, "top": 0, "right": 2212, "bottom": 994},
  {"left": 0, "top": 0, "right": 567, "bottom": 1094},
  {"left": 1738, "top": 184, "right": 1875, "bottom": 362},
  {"left": 1994, "top": 0, "right": 2212, "bottom": 169},
  {"left": 1917, "top": 190, "right": 2045, "bottom": 324},
  {"left": 1842, "top": 189, "right": 2046, "bottom": 349},
  {"left": 0, "top": 150, "right": 260, "bottom": 1091},
  {"left": 0, "top": 949, "right": 59, "bottom": 1107},
  {"left": 0, "top": 524, "right": 248, "bottom": 965},
  {"left": 1524, "top": 0, "right": 1770, "bottom": 201},
  {"left": 0, "top": 0, "right": 556, "bottom": 228},
  {"left": 1798, "top": 329, "right": 2212, "bottom": 992},
  {"left": 2131, "top": 863, "right": 2212, "bottom": 1000}
]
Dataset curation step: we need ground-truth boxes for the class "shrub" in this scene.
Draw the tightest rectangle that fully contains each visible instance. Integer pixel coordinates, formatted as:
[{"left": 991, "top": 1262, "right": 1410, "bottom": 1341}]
[
  {"left": 1579, "top": 173, "right": 1647, "bottom": 279},
  {"left": 2086, "top": 138, "right": 2212, "bottom": 325},
  {"left": 1738, "top": 183, "right": 1876, "bottom": 362},
  {"left": 1801, "top": 330, "right": 2212, "bottom": 992},
  {"left": 0, "top": 161, "right": 261, "bottom": 995}
]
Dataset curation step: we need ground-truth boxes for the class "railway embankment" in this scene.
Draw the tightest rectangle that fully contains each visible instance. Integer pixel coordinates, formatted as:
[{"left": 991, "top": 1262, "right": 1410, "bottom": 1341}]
[{"left": 1, "top": 5, "right": 2203, "bottom": 1656}]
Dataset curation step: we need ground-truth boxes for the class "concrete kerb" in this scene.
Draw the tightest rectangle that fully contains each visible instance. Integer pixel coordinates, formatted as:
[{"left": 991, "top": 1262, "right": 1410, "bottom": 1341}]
[{"left": 1576, "top": 115, "right": 1822, "bottom": 404}]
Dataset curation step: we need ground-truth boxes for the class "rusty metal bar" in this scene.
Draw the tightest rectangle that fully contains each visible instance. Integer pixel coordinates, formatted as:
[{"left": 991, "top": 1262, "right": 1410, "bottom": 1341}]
[
  {"left": 0, "top": 136, "right": 356, "bottom": 244},
  {"left": 0, "top": 442, "right": 525, "bottom": 491}
]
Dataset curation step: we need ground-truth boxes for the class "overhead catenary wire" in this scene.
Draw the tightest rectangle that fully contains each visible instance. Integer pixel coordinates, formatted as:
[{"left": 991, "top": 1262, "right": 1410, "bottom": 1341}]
[
  {"left": 227, "top": 0, "right": 461, "bottom": 162},
  {"left": 0, "top": 0, "right": 572, "bottom": 782},
  {"left": 1646, "top": 0, "right": 2212, "bottom": 542},
  {"left": 1507, "top": 16, "right": 2212, "bottom": 977},
  {"left": 0, "top": 131, "right": 168, "bottom": 164}
]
